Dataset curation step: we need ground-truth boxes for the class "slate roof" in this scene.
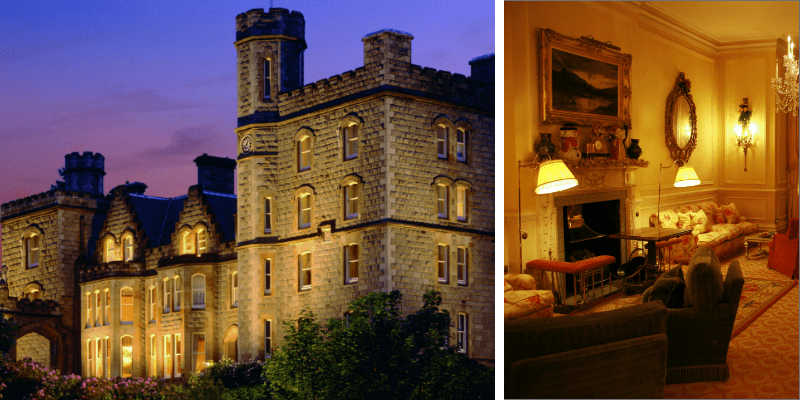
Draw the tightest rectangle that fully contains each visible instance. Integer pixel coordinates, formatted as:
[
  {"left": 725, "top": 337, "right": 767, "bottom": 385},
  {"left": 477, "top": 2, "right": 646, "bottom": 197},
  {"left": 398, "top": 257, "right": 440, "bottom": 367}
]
[
  {"left": 203, "top": 191, "right": 237, "bottom": 243},
  {"left": 128, "top": 194, "right": 186, "bottom": 249}
]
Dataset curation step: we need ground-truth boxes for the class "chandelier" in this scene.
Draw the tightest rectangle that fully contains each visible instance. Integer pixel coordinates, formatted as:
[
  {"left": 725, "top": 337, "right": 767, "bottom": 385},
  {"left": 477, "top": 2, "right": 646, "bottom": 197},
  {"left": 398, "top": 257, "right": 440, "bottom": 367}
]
[{"left": 772, "top": 36, "right": 799, "bottom": 116}]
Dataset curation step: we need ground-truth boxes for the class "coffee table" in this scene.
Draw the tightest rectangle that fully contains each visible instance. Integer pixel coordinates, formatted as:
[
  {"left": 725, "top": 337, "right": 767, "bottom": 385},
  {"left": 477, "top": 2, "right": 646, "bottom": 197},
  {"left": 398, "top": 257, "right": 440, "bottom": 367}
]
[
  {"left": 744, "top": 231, "right": 775, "bottom": 260},
  {"left": 609, "top": 227, "right": 691, "bottom": 294}
]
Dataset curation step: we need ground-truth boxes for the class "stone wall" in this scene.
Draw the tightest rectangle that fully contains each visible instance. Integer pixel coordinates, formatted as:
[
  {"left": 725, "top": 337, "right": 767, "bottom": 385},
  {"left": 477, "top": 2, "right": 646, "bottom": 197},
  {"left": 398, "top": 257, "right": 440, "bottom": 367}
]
[{"left": 16, "top": 332, "right": 51, "bottom": 365}]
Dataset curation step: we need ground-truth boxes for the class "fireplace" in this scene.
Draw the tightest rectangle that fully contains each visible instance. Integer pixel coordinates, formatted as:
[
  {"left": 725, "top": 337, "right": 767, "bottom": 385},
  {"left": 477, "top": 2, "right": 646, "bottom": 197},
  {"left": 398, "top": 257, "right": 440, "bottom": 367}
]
[{"left": 553, "top": 190, "right": 628, "bottom": 305}]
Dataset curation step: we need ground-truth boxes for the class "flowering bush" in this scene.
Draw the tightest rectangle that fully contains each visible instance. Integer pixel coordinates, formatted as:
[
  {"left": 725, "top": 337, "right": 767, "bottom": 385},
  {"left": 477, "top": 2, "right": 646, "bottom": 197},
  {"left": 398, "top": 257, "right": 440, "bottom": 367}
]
[
  {"left": 0, "top": 358, "right": 183, "bottom": 400},
  {"left": 183, "top": 358, "right": 270, "bottom": 400}
]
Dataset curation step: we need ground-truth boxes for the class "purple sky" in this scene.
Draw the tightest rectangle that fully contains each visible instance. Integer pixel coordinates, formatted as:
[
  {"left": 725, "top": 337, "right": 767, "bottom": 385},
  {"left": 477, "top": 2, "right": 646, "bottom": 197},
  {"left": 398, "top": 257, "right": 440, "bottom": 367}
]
[{"left": 0, "top": 0, "right": 494, "bottom": 206}]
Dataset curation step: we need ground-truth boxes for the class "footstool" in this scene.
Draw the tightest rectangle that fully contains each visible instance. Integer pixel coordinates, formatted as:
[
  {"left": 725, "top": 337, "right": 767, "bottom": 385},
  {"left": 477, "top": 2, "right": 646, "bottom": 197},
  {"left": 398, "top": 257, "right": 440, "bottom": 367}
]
[{"left": 525, "top": 255, "right": 616, "bottom": 309}]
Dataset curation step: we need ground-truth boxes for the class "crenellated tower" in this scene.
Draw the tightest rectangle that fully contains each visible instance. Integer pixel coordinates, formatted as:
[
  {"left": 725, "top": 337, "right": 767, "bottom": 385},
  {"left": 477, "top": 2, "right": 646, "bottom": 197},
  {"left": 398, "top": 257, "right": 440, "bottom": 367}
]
[
  {"left": 235, "top": 8, "right": 306, "bottom": 126},
  {"left": 61, "top": 152, "right": 105, "bottom": 195}
]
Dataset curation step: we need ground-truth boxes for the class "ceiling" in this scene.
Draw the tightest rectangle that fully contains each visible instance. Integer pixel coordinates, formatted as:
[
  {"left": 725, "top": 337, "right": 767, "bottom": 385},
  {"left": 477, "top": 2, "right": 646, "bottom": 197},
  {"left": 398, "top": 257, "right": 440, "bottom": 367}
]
[{"left": 640, "top": 1, "right": 799, "bottom": 45}]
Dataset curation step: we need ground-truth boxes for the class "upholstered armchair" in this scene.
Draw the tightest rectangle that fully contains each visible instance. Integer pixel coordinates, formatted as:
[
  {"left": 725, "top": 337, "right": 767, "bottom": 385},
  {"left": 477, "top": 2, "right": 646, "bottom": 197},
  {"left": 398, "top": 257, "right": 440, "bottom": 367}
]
[
  {"left": 503, "top": 274, "right": 555, "bottom": 320},
  {"left": 767, "top": 218, "right": 798, "bottom": 279},
  {"left": 655, "top": 247, "right": 744, "bottom": 384}
]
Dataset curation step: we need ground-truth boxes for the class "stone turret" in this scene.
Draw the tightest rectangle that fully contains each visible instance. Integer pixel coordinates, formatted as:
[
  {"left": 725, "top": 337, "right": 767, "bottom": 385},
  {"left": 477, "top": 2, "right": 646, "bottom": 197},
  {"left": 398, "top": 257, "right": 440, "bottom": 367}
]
[
  {"left": 235, "top": 8, "right": 306, "bottom": 125},
  {"left": 61, "top": 152, "right": 105, "bottom": 195},
  {"left": 469, "top": 53, "right": 494, "bottom": 83}
]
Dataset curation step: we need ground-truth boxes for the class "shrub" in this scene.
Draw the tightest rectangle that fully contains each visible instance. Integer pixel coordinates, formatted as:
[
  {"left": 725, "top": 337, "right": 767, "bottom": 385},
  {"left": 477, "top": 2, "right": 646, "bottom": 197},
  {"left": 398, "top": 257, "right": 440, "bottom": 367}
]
[{"left": 184, "top": 358, "right": 269, "bottom": 400}]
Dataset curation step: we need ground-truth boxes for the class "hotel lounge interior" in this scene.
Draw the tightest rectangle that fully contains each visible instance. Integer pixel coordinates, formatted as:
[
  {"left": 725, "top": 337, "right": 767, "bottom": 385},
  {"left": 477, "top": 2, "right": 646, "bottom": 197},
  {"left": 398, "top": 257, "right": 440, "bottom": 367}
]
[{"left": 503, "top": 1, "right": 799, "bottom": 399}]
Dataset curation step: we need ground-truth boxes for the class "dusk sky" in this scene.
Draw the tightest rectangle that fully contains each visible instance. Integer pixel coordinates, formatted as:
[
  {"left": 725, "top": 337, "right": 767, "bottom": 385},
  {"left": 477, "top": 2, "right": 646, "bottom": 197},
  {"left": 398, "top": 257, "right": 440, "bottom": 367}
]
[{"left": 0, "top": 0, "right": 495, "bottom": 206}]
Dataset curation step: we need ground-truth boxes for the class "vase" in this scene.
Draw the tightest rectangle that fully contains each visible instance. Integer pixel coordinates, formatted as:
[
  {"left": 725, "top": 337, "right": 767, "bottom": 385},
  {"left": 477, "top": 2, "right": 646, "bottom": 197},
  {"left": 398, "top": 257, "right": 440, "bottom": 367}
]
[
  {"left": 626, "top": 139, "right": 642, "bottom": 160},
  {"left": 609, "top": 139, "right": 620, "bottom": 160},
  {"left": 534, "top": 133, "right": 557, "bottom": 159}
]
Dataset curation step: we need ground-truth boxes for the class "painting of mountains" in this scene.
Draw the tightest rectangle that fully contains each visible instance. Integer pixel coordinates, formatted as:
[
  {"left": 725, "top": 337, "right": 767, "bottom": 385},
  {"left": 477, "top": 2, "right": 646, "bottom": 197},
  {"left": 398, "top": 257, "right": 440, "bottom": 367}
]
[{"left": 551, "top": 48, "right": 618, "bottom": 116}]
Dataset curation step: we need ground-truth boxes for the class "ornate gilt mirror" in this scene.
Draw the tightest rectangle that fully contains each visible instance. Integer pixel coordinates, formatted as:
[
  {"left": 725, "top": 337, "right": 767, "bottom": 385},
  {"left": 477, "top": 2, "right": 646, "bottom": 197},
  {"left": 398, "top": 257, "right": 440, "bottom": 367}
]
[{"left": 665, "top": 72, "right": 697, "bottom": 165}]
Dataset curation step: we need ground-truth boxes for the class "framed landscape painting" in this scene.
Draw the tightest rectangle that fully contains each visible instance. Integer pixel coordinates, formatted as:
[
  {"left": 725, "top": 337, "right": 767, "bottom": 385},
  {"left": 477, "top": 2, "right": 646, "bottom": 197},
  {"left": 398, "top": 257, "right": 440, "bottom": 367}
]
[{"left": 540, "top": 28, "right": 632, "bottom": 128}]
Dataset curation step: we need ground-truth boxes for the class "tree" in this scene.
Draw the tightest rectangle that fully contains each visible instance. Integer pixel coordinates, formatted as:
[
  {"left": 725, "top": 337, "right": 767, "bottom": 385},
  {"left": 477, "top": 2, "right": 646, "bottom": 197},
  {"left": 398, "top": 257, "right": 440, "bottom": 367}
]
[
  {"left": 264, "top": 290, "right": 493, "bottom": 400},
  {"left": 0, "top": 311, "right": 18, "bottom": 354}
]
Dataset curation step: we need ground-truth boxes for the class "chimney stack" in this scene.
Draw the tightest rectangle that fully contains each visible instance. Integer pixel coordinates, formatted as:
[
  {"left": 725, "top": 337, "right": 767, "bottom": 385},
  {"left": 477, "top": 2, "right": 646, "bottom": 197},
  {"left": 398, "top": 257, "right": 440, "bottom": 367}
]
[{"left": 194, "top": 154, "right": 237, "bottom": 194}]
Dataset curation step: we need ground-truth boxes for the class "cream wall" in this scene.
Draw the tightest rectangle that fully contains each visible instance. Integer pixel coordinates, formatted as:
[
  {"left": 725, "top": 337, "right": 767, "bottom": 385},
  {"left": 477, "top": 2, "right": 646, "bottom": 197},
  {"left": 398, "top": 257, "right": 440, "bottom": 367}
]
[{"left": 504, "top": 1, "right": 793, "bottom": 273}]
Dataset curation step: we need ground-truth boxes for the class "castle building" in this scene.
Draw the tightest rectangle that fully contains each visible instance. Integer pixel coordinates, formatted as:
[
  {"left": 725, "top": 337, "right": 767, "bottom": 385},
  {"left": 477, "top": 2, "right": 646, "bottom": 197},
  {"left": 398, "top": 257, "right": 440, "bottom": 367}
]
[{"left": 0, "top": 7, "right": 494, "bottom": 378}]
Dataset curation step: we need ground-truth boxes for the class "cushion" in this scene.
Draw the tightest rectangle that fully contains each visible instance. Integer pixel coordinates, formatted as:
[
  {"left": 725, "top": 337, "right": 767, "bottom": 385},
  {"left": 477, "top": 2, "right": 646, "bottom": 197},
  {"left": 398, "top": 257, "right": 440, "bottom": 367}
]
[
  {"left": 698, "top": 201, "right": 719, "bottom": 225},
  {"left": 689, "top": 209, "right": 710, "bottom": 235},
  {"left": 504, "top": 273, "right": 537, "bottom": 291},
  {"left": 719, "top": 203, "right": 741, "bottom": 224},
  {"left": 504, "top": 290, "right": 555, "bottom": 320},
  {"left": 642, "top": 266, "right": 685, "bottom": 308},
  {"left": 712, "top": 205, "right": 727, "bottom": 224},
  {"left": 504, "top": 281, "right": 512, "bottom": 292},
  {"left": 657, "top": 209, "right": 680, "bottom": 229},
  {"left": 684, "top": 248, "right": 724, "bottom": 312},
  {"left": 677, "top": 212, "right": 693, "bottom": 230}
]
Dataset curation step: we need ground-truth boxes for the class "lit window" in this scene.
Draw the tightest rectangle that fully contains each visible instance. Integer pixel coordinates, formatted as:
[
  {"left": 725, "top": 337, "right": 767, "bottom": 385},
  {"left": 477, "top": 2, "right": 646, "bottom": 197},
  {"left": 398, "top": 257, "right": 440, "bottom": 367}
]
[
  {"left": 438, "top": 245, "right": 448, "bottom": 283},
  {"left": 456, "top": 128, "right": 467, "bottom": 162},
  {"left": 174, "top": 276, "right": 181, "bottom": 311},
  {"left": 86, "top": 339, "right": 92, "bottom": 377},
  {"left": 124, "top": 235, "right": 133, "bottom": 261},
  {"left": 197, "top": 230, "right": 206, "bottom": 255},
  {"left": 120, "top": 288, "right": 133, "bottom": 324},
  {"left": 85, "top": 292, "right": 91, "bottom": 327},
  {"left": 343, "top": 124, "right": 358, "bottom": 160},
  {"left": 150, "top": 335, "right": 157, "bottom": 377},
  {"left": 193, "top": 333, "right": 206, "bottom": 373},
  {"left": 456, "top": 187, "right": 467, "bottom": 222},
  {"left": 436, "top": 124, "right": 448, "bottom": 159},
  {"left": 231, "top": 271, "right": 238, "bottom": 308},
  {"left": 25, "top": 234, "right": 40, "bottom": 268},
  {"left": 183, "top": 232, "right": 195, "bottom": 255},
  {"left": 457, "top": 313, "right": 468, "bottom": 354},
  {"left": 105, "top": 337, "right": 110, "bottom": 378},
  {"left": 149, "top": 286, "right": 156, "bottom": 322},
  {"left": 163, "top": 278, "right": 171, "bottom": 313},
  {"left": 299, "top": 252, "right": 311, "bottom": 291},
  {"left": 121, "top": 336, "right": 133, "bottom": 378},
  {"left": 264, "top": 259, "right": 272, "bottom": 295},
  {"left": 95, "top": 291, "right": 101, "bottom": 326},
  {"left": 298, "top": 136, "right": 311, "bottom": 171},
  {"left": 104, "top": 289, "right": 110, "bottom": 325},
  {"left": 164, "top": 335, "right": 172, "bottom": 378},
  {"left": 457, "top": 247, "right": 467, "bottom": 286},
  {"left": 105, "top": 239, "right": 115, "bottom": 262},
  {"left": 192, "top": 275, "right": 205, "bottom": 309},
  {"left": 95, "top": 338, "right": 102, "bottom": 378},
  {"left": 264, "top": 320, "right": 272, "bottom": 358},
  {"left": 264, "top": 198, "right": 272, "bottom": 234},
  {"left": 298, "top": 193, "right": 311, "bottom": 229},
  {"left": 263, "top": 59, "right": 271, "bottom": 100},
  {"left": 175, "top": 334, "right": 182, "bottom": 377},
  {"left": 23, "top": 284, "right": 42, "bottom": 301},
  {"left": 344, "top": 244, "right": 359, "bottom": 284},
  {"left": 344, "top": 183, "right": 359, "bottom": 220},
  {"left": 437, "top": 184, "right": 448, "bottom": 219}
]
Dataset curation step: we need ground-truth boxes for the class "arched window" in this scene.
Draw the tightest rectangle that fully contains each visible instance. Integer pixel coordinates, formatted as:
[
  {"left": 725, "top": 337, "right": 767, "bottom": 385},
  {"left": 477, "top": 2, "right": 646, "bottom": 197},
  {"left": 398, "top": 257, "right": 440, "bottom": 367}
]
[
  {"left": 456, "top": 128, "right": 467, "bottom": 162},
  {"left": 24, "top": 233, "right": 40, "bottom": 268},
  {"left": 231, "top": 271, "right": 238, "bottom": 308},
  {"left": 149, "top": 286, "right": 156, "bottom": 322},
  {"left": 123, "top": 235, "right": 134, "bottom": 261},
  {"left": 120, "top": 336, "right": 133, "bottom": 377},
  {"left": 105, "top": 239, "right": 116, "bottom": 262},
  {"left": 22, "top": 282, "right": 43, "bottom": 301},
  {"left": 436, "top": 124, "right": 448, "bottom": 159},
  {"left": 182, "top": 232, "right": 195, "bottom": 255},
  {"left": 298, "top": 193, "right": 311, "bottom": 229},
  {"left": 196, "top": 229, "right": 207, "bottom": 255},
  {"left": 120, "top": 288, "right": 133, "bottom": 324},
  {"left": 85, "top": 292, "right": 92, "bottom": 327},
  {"left": 338, "top": 115, "right": 362, "bottom": 161},
  {"left": 223, "top": 326, "right": 238, "bottom": 362},
  {"left": 299, "top": 251, "right": 312, "bottom": 291},
  {"left": 104, "top": 289, "right": 110, "bottom": 324},
  {"left": 344, "top": 182, "right": 359, "bottom": 220},
  {"left": 163, "top": 278, "right": 171, "bottom": 313},
  {"left": 95, "top": 290, "right": 101, "bottom": 326},
  {"left": 192, "top": 274, "right": 206, "bottom": 309},
  {"left": 150, "top": 335, "right": 157, "bottom": 377},
  {"left": 298, "top": 136, "right": 312, "bottom": 171},
  {"left": 173, "top": 276, "right": 182, "bottom": 311}
]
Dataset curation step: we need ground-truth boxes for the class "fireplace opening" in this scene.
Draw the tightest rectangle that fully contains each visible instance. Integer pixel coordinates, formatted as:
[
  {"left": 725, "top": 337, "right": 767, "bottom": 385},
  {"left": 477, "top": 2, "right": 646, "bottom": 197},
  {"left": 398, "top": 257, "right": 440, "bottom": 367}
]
[{"left": 560, "top": 200, "right": 622, "bottom": 304}]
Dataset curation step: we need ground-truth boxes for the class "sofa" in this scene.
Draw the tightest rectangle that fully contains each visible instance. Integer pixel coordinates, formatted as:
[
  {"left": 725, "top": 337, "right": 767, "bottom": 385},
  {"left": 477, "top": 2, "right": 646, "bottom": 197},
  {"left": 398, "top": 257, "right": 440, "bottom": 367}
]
[
  {"left": 767, "top": 218, "right": 798, "bottom": 279},
  {"left": 504, "top": 273, "right": 555, "bottom": 320},
  {"left": 649, "top": 201, "right": 759, "bottom": 264},
  {"left": 505, "top": 301, "right": 668, "bottom": 399},
  {"left": 642, "top": 247, "right": 744, "bottom": 384}
]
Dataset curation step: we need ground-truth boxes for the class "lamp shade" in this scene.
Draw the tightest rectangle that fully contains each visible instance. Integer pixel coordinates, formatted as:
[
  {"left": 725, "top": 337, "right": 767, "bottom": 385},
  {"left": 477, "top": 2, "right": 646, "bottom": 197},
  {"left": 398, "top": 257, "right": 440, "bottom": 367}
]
[
  {"left": 535, "top": 159, "right": 578, "bottom": 194},
  {"left": 674, "top": 166, "right": 700, "bottom": 187}
]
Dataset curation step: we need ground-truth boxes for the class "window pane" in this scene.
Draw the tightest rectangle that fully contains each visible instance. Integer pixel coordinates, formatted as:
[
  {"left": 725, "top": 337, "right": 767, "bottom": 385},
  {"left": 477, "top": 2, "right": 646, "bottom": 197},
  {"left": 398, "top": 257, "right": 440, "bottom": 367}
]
[
  {"left": 193, "top": 334, "right": 206, "bottom": 372},
  {"left": 175, "top": 334, "right": 182, "bottom": 377},
  {"left": 265, "top": 259, "right": 272, "bottom": 295},
  {"left": 193, "top": 275, "right": 205, "bottom": 307},
  {"left": 265, "top": 198, "right": 272, "bottom": 233},
  {"left": 265, "top": 320, "right": 272, "bottom": 357},
  {"left": 120, "top": 289, "right": 133, "bottom": 324},
  {"left": 121, "top": 336, "right": 133, "bottom": 377},
  {"left": 174, "top": 277, "right": 181, "bottom": 310},
  {"left": 264, "top": 60, "right": 271, "bottom": 99}
]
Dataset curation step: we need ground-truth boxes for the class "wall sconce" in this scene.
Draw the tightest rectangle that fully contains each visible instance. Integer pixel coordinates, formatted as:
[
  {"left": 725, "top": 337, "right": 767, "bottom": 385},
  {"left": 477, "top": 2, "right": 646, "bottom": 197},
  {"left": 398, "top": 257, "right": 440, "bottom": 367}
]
[{"left": 734, "top": 97, "right": 755, "bottom": 171}]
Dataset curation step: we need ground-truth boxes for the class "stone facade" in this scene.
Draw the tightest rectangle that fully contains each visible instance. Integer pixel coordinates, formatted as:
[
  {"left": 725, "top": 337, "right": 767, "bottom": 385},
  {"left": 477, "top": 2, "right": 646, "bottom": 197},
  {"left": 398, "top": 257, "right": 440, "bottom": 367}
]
[
  {"left": 0, "top": 6, "right": 494, "bottom": 378},
  {"left": 234, "top": 8, "right": 494, "bottom": 363}
]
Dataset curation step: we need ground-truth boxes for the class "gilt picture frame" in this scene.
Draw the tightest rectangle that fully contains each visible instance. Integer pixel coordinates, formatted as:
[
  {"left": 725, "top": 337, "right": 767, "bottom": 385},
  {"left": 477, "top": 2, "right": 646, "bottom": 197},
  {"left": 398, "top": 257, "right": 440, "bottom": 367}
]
[{"left": 540, "top": 28, "right": 632, "bottom": 128}]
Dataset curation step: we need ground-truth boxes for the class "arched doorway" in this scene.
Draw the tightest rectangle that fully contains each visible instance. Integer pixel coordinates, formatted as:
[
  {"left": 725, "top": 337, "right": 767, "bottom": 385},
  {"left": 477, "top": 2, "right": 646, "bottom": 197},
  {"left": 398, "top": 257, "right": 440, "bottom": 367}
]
[
  {"left": 11, "top": 322, "right": 62, "bottom": 372},
  {"left": 223, "top": 325, "right": 238, "bottom": 362}
]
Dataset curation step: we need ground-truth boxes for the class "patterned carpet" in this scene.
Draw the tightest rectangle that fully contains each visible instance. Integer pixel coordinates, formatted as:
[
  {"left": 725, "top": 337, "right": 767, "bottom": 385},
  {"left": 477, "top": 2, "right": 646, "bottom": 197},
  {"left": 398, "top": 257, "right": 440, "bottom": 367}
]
[{"left": 563, "top": 253, "right": 799, "bottom": 399}]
